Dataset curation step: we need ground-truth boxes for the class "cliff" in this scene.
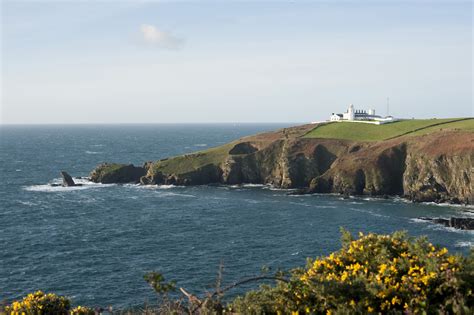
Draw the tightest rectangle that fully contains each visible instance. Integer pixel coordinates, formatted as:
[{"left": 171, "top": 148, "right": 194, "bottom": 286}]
[{"left": 89, "top": 119, "right": 474, "bottom": 204}]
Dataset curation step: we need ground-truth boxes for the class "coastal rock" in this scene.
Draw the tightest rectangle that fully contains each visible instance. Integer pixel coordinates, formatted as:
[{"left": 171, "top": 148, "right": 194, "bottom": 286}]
[
  {"left": 404, "top": 152, "right": 473, "bottom": 204},
  {"left": 61, "top": 171, "right": 76, "bottom": 187},
  {"left": 229, "top": 142, "right": 258, "bottom": 155},
  {"left": 90, "top": 163, "right": 146, "bottom": 184},
  {"left": 418, "top": 217, "right": 474, "bottom": 230}
]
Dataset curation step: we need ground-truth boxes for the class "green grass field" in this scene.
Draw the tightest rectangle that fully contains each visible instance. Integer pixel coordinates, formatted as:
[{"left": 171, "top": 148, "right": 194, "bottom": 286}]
[{"left": 304, "top": 118, "right": 473, "bottom": 141}]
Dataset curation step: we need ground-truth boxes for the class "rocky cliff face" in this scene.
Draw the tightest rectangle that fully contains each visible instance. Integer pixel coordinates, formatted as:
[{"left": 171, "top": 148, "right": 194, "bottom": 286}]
[
  {"left": 89, "top": 125, "right": 473, "bottom": 204},
  {"left": 90, "top": 163, "right": 147, "bottom": 184}
]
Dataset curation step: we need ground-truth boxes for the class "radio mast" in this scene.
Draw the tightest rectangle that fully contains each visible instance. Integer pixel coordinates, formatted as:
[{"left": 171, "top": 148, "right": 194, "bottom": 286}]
[{"left": 386, "top": 97, "right": 390, "bottom": 116}]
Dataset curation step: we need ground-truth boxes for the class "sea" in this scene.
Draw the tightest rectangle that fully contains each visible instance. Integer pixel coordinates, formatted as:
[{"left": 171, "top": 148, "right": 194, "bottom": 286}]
[{"left": 1, "top": 124, "right": 473, "bottom": 308}]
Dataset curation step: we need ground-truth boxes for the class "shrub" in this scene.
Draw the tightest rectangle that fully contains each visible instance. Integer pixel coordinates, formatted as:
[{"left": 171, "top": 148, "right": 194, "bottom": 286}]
[
  {"left": 5, "top": 231, "right": 473, "bottom": 314},
  {"left": 229, "top": 230, "right": 473, "bottom": 314},
  {"left": 70, "top": 305, "right": 95, "bottom": 315},
  {"left": 4, "top": 291, "right": 94, "bottom": 315},
  {"left": 5, "top": 291, "right": 70, "bottom": 314}
]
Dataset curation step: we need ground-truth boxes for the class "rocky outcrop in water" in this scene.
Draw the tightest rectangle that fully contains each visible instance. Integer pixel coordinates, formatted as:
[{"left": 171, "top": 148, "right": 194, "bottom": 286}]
[
  {"left": 88, "top": 124, "right": 474, "bottom": 205},
  {"left": 60, "top": 171, "right": 82, "bottom": 187}
]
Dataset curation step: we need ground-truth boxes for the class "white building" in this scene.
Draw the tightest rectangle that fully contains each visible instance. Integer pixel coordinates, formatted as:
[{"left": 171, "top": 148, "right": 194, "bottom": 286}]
[{"left": 329, "top": 104, "right": 396, "bottom": 124}]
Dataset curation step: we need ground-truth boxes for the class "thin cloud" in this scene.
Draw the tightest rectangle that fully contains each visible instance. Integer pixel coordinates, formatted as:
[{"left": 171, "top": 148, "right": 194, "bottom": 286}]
[{"left": 140, "top": 24, "right": 183, "bottom": 49}]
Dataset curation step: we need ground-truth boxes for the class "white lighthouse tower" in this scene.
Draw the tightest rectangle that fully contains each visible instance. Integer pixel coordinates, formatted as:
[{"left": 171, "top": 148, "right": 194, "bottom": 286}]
[{"left": 343, "top": 104, "right": 355, "bottom": 121}]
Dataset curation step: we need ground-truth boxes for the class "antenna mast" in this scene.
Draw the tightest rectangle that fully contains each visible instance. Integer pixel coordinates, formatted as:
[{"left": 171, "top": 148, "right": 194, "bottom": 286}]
[{"left": 386, "top": 97, "right": 390, "bottom": 116}]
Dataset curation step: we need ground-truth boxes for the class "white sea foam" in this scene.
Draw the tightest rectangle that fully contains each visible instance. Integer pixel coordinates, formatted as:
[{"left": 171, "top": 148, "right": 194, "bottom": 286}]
[
  {"left": 159, "top": 192, "right": 196, "bottom": 198},
  {"left": 455, "top": 241, "right": 473, "bottom": 248},
  {"left": 426, "top": 224, "right": 474, "bottom": 235},
  {"left": 24, "top": 178, "right": 114, "bottom": 192},
  {"left": 85, "top": 151, "right": 101, "bottom": 154},
  {"left": 157, "top": 185, "right": 179, "bottom": 189},
  {"left": 18, "top": 200, "right": 38, "bottom": 206},
  {"left": 130, "top": 184, "right": 181, "bottom": 190},
  {"left": 25, "top": 184, "right": 92, "bottom": 192},
  {"left": 411, "top": 218, "right": 474, "bottom": 235},
  {"left": 423, "top": 201, "right": 474, "bottom": 211},
  {"left": 194, "top": 144, "right": 208, "bottom": 147},
  {"left": 241, "top": 183, "right": 266, "bottom": 188},
  {"left": 348, "top": 207, "right": 390, "bottom": 218},
  {"left": 409, "top": 218, "right": 428, "bottom": 224}
]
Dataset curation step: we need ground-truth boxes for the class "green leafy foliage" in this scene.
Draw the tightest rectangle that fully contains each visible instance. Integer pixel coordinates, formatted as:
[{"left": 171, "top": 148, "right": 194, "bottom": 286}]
[{"left": 144, "top": 271, "right": 176, "bottom": 295}]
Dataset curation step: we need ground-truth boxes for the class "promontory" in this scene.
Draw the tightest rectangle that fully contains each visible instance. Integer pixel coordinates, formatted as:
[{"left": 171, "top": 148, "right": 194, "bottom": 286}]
[{"left": 89, "top": 118, "right": 474, "bottom": 204}]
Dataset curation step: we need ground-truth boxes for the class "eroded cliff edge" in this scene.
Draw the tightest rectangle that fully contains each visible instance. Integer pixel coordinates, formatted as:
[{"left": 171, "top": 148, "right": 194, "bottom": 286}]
[{"left": 90, "top": 123, "right": 474, "bottom": 204}]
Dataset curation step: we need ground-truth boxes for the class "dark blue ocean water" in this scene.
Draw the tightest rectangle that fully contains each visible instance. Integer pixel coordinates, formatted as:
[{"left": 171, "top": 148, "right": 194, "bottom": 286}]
[{"left": 1, "top": 124, "right": 473, "bottom": 308}]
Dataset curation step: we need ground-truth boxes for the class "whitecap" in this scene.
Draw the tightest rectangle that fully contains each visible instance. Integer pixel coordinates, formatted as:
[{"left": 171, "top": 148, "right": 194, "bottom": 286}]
[
  {"left": 455, "top": 241, "right": 473, "bottom": 248},
  {"left": 412, "top": 220, "right": 474, "bottom": 235},
  {"left": 18, "top": 200, "right": 38, "bottom": 206},
  {"left": 409, "top": 218, "right": 429, "bottom": 224},
  {"left": 410, "top": 218, "right": 474, "bottom": 235},
  {"left": 85, "top": 151, "right": 101, "bottom": 154},
  {"left": 15, "top": 169, "right": 22, "bottom": 172},
  {"left": 291, "top": 251, "right": 300, "bottom": 256},
  {"left": 159, "top": 192, "right": 196, "bottom": 198},
  {"left": 348, "top": 207, "right": 390, "bottom": 218},
  {"left": 423, "top": 201, "right": 474, "bottom": 211},
  {"left": 24, "top": 184, "right": 92, "bottom": 192},
  {"left": 23, "top": 178, "right": 114, "bottom": 192},
  {"left": 157, "top": 185, "right": 179, "bottom": 189},
  {"left": 131, "top": 184, "right": 181, "bottom": 190},
  {"left": 241, "top": 183, "right": 266, "bottom": 188},
  {"left": 426, "top": 224, "right": 474, "bottom": 235}
]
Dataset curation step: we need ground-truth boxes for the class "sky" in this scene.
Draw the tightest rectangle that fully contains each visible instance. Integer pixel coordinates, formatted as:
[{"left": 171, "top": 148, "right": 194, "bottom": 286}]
[{"left": 1, "top": 0, "right": 473, "bottom": 124}]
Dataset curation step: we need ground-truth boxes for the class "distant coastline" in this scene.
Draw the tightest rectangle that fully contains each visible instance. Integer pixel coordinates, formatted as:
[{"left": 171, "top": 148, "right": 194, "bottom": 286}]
[{"left": 88, "top": 118, "right": 474, "bottom": 205}]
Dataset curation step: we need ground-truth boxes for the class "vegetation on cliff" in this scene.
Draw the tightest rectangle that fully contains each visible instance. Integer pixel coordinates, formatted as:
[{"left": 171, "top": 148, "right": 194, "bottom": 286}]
[
  {"left": 90, "top": 163, "right": 146, "bottom": 184},
  {"left": 3, "top": 231, "right": 473, "bottom": 314},
  {"left": 89, "top": 119, "right": 474, "bottom": 204},
  {"left": 304, "top": 118, "right": 472, "bottom": 141}
]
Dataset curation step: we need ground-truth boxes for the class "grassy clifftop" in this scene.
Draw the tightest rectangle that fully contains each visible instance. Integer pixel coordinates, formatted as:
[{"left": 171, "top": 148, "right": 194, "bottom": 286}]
[
  {"left": 149, "top": 118, "right": 473, "bottom": 176},
  {"left": 304, "top": 118, "right": 473, "bottom": 141},
  {"left": 90, "top": 118, "right": 473, "bottom": 203}
]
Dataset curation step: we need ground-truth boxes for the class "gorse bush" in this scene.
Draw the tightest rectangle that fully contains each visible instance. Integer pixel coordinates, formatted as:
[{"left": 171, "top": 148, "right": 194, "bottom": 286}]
[
  {"left": 4, "top": 291, "right": 93, "bottom": 315},
  {"left": 229, "top": 230, "right": 473, "bottom": 314},
  {"left": 4, "top": 231, "right": 473, "bottom": 314}
]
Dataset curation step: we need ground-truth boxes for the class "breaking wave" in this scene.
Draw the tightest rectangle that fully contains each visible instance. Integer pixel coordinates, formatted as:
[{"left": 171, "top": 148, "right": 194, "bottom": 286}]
[{"left": 23, "top": 178, "right": 114, "bottom": 192}]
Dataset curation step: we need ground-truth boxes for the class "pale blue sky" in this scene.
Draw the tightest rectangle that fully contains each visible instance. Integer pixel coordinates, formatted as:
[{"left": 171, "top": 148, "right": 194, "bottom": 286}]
[{"left": 1, "top": 1, "right": 472, "bottom": 124}]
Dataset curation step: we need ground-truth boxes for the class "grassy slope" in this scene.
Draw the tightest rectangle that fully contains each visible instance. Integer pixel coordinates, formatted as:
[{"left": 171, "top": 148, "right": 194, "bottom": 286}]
[
  {"left": 304, "top": 118, "right": 473, "bottom": 141},
  {"left": 152, "top": 143, "right": 234, "bottom": 174}
]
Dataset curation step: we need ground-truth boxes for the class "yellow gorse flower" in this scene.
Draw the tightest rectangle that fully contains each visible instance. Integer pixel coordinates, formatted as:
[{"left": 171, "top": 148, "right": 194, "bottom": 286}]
[{"left": 297, "top": 231, "right": 462, "bottom": 314}]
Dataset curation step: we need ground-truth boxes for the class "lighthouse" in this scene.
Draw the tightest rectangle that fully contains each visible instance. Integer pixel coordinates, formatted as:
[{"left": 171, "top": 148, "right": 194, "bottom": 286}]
[{"left": 342, "top": 104, "right": 355, "bottom": 121}]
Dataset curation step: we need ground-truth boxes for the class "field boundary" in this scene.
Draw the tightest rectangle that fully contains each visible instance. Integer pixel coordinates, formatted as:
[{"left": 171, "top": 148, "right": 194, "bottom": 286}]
[{"left": 384, "top": 117, "right": 473, "bottom": 140}]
